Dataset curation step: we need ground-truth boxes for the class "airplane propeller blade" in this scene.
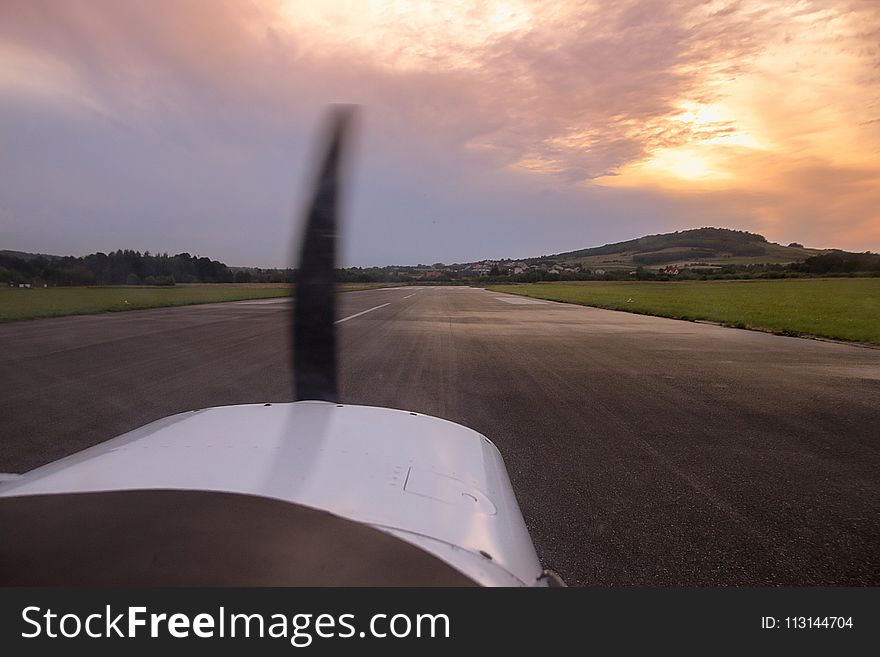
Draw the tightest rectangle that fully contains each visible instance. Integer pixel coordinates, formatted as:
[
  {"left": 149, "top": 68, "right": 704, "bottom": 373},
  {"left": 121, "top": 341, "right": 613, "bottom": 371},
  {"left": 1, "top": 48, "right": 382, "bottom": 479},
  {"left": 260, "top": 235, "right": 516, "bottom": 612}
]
[{"left": 292, "top": 106, "right": 355, "bottom": 402}]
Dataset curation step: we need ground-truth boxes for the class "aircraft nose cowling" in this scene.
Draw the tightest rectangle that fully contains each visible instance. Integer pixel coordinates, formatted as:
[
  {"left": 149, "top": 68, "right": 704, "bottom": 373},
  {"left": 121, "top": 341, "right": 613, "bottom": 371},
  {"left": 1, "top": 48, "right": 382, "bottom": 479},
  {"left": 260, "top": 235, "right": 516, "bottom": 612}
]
[{"left": 0, "top": 400, "right": 545, "bottom": 587}]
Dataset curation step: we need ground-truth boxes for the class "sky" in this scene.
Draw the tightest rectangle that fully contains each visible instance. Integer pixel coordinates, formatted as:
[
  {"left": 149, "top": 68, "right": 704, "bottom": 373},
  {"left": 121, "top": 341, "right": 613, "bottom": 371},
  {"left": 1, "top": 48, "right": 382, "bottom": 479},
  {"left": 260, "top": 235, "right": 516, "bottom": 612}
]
[{"left": 1, "top": 1, "right": 878, "bottom": 267}]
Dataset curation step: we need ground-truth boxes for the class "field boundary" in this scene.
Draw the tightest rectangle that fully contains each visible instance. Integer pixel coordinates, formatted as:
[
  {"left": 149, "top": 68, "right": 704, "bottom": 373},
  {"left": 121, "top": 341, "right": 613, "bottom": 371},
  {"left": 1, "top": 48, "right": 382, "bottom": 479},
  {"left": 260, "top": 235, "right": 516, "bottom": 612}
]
[{"left": 0, "top": 283, "right": 404, "bottom": 323}]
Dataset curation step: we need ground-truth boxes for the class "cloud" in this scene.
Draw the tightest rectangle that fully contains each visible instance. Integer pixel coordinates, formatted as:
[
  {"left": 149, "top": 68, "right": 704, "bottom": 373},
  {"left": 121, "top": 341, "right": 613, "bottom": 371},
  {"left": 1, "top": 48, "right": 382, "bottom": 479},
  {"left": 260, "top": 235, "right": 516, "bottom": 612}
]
[{"left": 1, "top": 0, "right": 878, "bottom": 264}]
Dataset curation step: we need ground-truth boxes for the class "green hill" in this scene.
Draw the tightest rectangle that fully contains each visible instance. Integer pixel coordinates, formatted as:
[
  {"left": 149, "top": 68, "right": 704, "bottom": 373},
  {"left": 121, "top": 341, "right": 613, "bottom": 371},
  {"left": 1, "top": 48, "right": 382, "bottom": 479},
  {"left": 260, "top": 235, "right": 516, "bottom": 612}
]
[{"left": 528, "top": 227, "right": 827, "bottom": 270}]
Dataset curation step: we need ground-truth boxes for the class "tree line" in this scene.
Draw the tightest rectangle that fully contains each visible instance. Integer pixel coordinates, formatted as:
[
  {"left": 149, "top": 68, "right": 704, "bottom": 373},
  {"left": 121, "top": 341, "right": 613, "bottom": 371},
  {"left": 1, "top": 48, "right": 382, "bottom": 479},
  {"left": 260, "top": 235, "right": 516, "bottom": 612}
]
[
  {"left": 0, "top": 250, "right": 233, "bottom": 286},
  {"left": 2, "top": 248, "right": 877, "bottom": 287}
]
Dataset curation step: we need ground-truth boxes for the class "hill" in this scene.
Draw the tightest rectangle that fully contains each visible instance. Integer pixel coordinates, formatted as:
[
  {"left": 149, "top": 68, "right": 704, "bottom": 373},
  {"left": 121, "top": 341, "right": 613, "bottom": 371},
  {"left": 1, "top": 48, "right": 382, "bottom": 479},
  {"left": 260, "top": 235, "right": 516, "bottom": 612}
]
[
  {"left": 526, "top": 227, "right": 826, "bottom": 270},
  {"left": 0, "top": 249, "right": 63, "bottom": 262}
]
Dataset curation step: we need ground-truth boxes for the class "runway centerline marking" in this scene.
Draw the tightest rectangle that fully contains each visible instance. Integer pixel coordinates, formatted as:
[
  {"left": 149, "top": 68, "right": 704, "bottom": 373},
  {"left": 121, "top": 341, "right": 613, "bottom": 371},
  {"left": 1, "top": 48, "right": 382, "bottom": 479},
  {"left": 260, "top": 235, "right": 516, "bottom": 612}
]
[
  {"left": 335, "top": 303, "right": 391, "bottom": 324},
  {"left": 403, "top": 293, "right": 417, "bottom": 299}
]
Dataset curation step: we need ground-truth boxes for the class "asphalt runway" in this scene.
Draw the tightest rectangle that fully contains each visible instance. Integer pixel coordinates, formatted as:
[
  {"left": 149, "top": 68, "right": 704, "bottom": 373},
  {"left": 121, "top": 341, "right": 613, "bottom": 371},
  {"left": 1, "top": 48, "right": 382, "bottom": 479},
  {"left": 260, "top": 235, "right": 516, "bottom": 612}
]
[{"left": 1, "top": 286, "right": 878, "bottom": 585}]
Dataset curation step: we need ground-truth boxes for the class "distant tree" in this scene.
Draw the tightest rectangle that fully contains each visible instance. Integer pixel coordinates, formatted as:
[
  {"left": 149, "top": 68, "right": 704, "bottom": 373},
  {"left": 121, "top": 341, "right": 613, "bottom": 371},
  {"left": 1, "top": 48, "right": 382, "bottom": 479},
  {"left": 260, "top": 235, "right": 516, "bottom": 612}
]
[
  {"left": 0, "top": 250, "right": 228, "bottom": 286},
  {"left": 0, "top": 267, "right": 25, "bottom": 284},
  {"left": 792, "top": 252, "right": 880, "bottom": 274},
  {"left": 234, "top": 270, "right": 253, "bottom": 284}
]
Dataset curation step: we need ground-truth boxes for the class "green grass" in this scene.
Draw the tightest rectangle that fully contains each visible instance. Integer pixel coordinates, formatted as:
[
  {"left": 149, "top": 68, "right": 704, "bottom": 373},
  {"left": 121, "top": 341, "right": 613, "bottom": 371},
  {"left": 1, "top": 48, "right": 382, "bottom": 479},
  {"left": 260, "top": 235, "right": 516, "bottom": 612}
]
[
  {"left": 0, "top": 285, "right": 290, "bottom": 322},
  {"left": 487, "top": 279, "right": 880, "bottom": 345},
  {"left": 0, "top": 283, "right": 401, "bottom": 322}
]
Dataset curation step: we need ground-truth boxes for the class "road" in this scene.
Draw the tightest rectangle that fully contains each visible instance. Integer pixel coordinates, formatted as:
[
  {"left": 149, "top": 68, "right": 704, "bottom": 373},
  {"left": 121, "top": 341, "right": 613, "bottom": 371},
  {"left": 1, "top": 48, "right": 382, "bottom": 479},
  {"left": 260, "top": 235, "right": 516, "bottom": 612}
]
[{"left": 1, "top": 286, "right": 878, "bottom": 585}]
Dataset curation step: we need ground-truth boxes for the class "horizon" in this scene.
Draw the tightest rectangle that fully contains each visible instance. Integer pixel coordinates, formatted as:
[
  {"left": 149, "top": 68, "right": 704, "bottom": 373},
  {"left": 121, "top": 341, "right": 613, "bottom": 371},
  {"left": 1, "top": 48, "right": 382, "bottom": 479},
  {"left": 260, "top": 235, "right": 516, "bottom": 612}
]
[
  {"left": 2, "top": 1, "right": 879, "bottom": 267},
  {"left": 4, "top": 224, "right": 873, "bottom": 270}
]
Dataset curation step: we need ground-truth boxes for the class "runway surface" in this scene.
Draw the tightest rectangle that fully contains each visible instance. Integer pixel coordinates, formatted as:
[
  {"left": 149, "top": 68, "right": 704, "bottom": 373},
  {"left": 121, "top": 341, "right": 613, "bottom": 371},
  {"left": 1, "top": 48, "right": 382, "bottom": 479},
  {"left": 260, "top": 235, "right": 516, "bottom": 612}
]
[{"left": 1, "top": 285, "right": 878, "bottom": 585}]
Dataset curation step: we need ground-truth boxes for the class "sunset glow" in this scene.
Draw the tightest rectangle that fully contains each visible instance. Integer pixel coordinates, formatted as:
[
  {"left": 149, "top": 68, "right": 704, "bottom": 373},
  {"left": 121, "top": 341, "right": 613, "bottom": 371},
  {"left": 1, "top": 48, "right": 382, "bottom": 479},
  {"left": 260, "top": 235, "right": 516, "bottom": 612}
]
[{"left": 1, "top": 0, "right": 878, "bottom": 264}]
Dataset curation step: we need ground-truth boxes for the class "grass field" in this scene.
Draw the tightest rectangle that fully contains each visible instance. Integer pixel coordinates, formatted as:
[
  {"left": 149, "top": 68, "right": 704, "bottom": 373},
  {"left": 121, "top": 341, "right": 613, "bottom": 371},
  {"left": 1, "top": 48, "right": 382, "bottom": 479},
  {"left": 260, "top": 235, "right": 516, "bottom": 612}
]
[
  {"left": 0, "top": 283, "right": 399, "bottom": 322},
  {"left": 487, "top": 279, "right": 880, "bottom": 345}
]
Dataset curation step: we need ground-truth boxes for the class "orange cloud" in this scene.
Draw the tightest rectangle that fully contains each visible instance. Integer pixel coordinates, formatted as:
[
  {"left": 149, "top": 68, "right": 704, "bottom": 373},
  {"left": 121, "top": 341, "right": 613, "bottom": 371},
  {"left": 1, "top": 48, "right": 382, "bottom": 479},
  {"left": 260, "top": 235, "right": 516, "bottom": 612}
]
[{"left": 1, "top": 0, "right": 878, "bottom": 257}]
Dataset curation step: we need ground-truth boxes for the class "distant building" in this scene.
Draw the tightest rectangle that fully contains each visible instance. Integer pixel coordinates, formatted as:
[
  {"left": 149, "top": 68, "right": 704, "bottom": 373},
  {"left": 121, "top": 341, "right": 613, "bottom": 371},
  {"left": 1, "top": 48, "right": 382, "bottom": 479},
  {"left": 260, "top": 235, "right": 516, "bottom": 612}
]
[{"left": 662, "top": 265, "right": 680, "bottom": 275}]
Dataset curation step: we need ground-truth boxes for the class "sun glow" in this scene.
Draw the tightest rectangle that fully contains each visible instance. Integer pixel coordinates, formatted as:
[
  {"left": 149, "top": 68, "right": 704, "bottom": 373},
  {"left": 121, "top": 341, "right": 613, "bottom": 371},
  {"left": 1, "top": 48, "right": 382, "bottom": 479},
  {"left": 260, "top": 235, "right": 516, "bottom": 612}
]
[
  {"left": 639, "top": 148, "right": 728, "bottom": 182},
  {"left": 596, "top": 100, "right": 766, "bottom": 187}
]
